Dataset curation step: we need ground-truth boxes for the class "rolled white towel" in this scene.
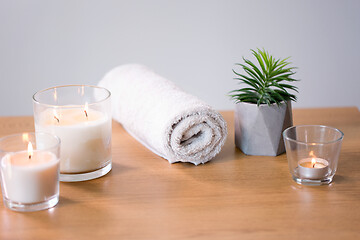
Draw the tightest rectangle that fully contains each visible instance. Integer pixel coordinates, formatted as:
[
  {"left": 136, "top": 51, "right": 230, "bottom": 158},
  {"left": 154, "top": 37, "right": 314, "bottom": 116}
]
[{"left": 98, "top": 64, "right": 227, "bottom": 165}]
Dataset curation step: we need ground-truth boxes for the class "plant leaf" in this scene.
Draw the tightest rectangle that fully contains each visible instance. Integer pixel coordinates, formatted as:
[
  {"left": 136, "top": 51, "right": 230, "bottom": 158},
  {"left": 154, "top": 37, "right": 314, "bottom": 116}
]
[{"left": 230, "top": 48, "right": 299, "bottom": 105}]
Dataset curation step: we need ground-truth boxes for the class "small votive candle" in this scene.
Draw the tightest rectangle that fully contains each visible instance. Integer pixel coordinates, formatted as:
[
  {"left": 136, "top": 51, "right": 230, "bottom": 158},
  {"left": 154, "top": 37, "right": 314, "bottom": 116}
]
[
  {"left": 0, "top": 132, "right": 60, "bottom": 212},
  {"left": 283, "top": 125, "right": 344, "bottom": 185},
  {"left": 298, "top": 157, "right": 329, "bottom": 179}
]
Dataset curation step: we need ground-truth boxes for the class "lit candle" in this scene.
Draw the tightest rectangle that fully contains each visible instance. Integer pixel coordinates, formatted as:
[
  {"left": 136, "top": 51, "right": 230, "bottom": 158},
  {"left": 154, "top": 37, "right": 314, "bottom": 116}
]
[
  {"left": 84, "top": 102, "right": 89, "bottom": 119},
  {"left": 53, "top": 109, "right": 60, "bottom": 123},
  {"left": 298, "top": 152, "right": 329, "bottom": 179},
  {"left": 33, "top": 85, "right": 112, "bottom": 182},
  {"left": 0, "top": 139, "right": 59, "bottom": 205},
  {"left": 35, "top": 105, "right": 111, "bottom": 174}
]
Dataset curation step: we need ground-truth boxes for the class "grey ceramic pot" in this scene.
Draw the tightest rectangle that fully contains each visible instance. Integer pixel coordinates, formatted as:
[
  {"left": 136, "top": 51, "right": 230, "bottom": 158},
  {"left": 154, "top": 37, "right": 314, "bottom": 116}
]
[{"left": 234, "top": 101, "right": 293, "bottom": 156}]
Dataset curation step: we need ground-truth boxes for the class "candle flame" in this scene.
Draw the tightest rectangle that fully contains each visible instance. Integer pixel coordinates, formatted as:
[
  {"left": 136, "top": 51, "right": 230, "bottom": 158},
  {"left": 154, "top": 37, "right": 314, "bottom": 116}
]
[
  {"left": 84, "top": 102, "right": 88, "bottom": 118},
  {"left": 311, "top": 158, "right": 316, "bottom": 168},
  {"left": 22, "top": 133, "right": 29, "bottom": 142},
  {"left": 53, "top": 109, "right": 60, "bottom": 123},
  {"left": 28, "top": 142, "right": 33, "bottom": 160},
  {"left": 309, "top": 151, "right": 317, "bottom": 167}
]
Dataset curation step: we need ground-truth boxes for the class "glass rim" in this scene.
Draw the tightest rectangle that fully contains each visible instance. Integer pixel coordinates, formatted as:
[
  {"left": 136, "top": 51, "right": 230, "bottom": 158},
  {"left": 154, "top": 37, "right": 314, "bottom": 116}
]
[
  {"left": 0, "top": 132, "right": 61, "bottom": 153},
  {"left": 32, "top": 84, "right": 111, "bottom": 108},
  {"left": 283, "top": 125, "right": 344, "bottom": 145}
]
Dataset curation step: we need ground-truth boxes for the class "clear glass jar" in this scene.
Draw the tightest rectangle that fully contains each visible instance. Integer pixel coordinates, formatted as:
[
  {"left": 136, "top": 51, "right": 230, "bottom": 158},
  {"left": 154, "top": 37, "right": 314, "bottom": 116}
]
[
  {"left": 283, "top": 125, "right": 344, "bottom": 185},
  {"left": 0, "top": 132, "right": 60, "bottom": 211},
  {"left": 33, "top": 85, "right": 112, "bottom": 182}
]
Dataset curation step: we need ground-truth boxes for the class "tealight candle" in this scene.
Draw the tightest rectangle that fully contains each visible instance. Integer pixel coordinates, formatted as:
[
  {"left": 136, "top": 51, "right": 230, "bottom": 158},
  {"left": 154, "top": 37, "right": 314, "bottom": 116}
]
[
  {"left": 298, "top": 157, "right": 329, "bottom": 180},
  {"left": 0, "top": 133, "right": 60, "bottom": 212},
  {"left": 33, "top": 85, "right": 112, "bottom": 182}
]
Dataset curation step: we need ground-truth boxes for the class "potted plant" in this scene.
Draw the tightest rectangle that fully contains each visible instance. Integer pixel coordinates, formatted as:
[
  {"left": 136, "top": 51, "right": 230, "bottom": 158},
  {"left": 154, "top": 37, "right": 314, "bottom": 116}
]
[{"left": 229, "top": 48, "right": 299, "bottom": 156}]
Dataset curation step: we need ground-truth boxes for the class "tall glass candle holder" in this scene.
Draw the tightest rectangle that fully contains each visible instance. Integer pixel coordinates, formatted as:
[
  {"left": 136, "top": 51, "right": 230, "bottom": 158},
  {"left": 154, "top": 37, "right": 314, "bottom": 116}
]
[
  {"left": 283, "top": 125, "right": 344, "bottom": 185},
  {"left": 33, "top": 85, "right": 112, "bottom": 182},
  {"left": 0, "top": 132, "right": 60, "bottom": 212}
]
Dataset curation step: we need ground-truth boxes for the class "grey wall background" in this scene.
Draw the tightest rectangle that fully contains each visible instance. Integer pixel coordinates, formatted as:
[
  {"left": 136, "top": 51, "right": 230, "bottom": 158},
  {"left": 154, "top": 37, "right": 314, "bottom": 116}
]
[{"left": 1, "top": 0, "right": 359, "bottom": 116}]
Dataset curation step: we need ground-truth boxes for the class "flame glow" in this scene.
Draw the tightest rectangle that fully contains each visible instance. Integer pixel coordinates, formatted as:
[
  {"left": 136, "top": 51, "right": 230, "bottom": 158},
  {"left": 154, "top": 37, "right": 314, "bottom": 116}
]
[
  {"left": 22, "top": 133, "right": 29, "bottom": 142},
  {"left": 28, "top": 142, "right": 33, "bottom": 160},
  {"left": 309, "top": 151, "right": 315, "bottom": 157},
  {"left": 309, "top": 151, "right": 317, "bottom": 167},
  {"left": 311, "top": 158, "right": 316, "bottom": 168},
  {"left": 84, "top": 102, "right": 88, "bottom": 118},
  {"left": 53, "top": 109, "right": 60, "bottom": 123}
]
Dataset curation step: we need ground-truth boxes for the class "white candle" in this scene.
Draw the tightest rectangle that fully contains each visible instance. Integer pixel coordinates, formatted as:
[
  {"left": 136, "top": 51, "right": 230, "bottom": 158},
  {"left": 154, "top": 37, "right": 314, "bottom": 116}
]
[
  {"left": 35, "top": 107, "right": 111, "bottom": 174},
  {"left": 0, "top": 148, "right": 59, "bottom": 204},
  {"left": 298, "top": 157, "right": 329, "bottom": 180}
]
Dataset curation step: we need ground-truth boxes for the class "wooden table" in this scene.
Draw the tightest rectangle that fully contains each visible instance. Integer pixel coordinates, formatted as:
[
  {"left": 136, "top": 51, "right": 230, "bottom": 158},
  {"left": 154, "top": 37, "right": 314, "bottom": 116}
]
[{"left": 0, "top": 107, "right": 359, "bottom": 240}]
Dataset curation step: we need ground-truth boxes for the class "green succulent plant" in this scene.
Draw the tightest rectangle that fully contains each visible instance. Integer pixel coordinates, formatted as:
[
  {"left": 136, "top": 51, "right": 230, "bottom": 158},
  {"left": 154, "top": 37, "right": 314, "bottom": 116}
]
[{"left": 229, "top": 48, "right": 299, "bottom": 106}]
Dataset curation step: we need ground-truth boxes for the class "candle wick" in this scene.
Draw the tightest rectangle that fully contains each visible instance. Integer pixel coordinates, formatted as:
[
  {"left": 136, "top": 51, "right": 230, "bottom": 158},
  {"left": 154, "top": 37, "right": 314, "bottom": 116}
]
[
  {"left": 84, "top": 110, "right": 88, "bottom": 119},
  {"left": 54, "top": 116, "right": 60, "bottom": 123},
  {"left": 312, "top": 163, "right": 315, "bottom": 168},
  {"left": 29, "top": 155, "right": 31, "bottom": 160}
]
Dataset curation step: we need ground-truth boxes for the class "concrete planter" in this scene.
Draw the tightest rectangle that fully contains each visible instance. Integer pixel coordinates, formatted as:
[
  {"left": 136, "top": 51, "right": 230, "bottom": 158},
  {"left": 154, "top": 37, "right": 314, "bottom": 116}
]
[{"left": 234, "top": 101, "right": 293, "bottom": 156}]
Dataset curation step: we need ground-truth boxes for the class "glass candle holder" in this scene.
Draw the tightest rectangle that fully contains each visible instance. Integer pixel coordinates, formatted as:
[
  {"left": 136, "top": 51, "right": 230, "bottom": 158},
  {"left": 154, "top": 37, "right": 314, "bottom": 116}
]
[
  {"left": 33, "top": 85, "right": 112, "bottom": 182},
  {"left": 283, "top": 125, "right": 344, "bottom": 185},
  {"left": 0, "top": 132, "right": 60, "bottom": 212}
]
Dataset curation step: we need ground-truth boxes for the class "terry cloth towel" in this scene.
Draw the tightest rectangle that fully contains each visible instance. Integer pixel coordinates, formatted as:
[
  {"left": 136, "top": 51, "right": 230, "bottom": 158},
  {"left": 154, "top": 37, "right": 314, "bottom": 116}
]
[{"left": 98, "top": 64, "right": 227, "bottom": 165}]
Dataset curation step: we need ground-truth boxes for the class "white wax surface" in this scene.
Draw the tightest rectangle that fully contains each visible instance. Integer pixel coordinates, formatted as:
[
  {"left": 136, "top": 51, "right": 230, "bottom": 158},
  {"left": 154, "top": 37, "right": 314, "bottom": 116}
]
[
  {"left": 35, "top": 108, "right": 111, "bottom": 173},
  {"left": 0, "top": 151, "right": 59, "bottom": 204}
]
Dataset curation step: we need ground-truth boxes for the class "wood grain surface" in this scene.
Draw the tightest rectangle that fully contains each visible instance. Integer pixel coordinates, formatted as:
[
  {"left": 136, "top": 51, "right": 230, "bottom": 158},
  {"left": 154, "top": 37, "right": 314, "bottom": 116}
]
[{"left": 0, "top": 107, "right": 359, "bottom": 240}]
